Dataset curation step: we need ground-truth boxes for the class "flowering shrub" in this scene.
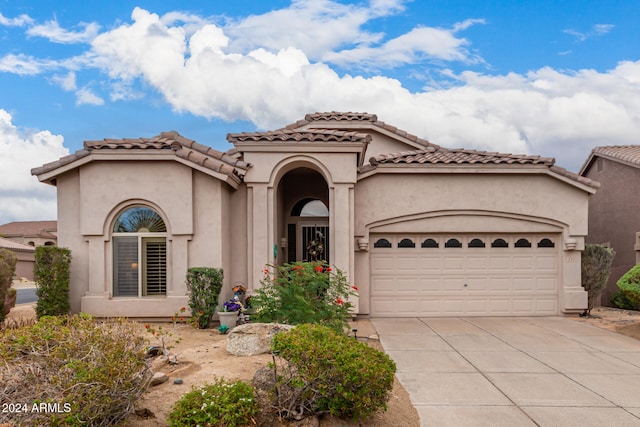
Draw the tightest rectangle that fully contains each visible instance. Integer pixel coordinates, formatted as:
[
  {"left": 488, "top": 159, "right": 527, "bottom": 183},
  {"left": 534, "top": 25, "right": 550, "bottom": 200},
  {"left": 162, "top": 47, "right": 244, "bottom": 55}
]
[
  {"left": 251, "top": 262, "right": 357, "bottom": 333},
  {"left": 269, "top": 323, "right": 396, "bottom": 421},
  {"left": 168, "top": 377, "right": 258, "bottom": 427}
]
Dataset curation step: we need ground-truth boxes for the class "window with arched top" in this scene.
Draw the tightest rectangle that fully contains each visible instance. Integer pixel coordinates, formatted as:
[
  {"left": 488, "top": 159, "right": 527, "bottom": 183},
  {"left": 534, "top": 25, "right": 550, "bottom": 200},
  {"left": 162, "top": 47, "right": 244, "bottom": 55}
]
[
  {"left": 112, "top": 206, "right": 167, "bottom": 297},
  {"left": 421, "top": 238, "right": 439, "bottom": 248},
  {"left": 445, "top": 238, "right": 462, "bottom": 248},
  {"left": 538, "top": 238, "right": 555, "bottom": 248},
  {"left": 398, "top": 238, "right": 415, "bottom": 248},
  {"left": 491, "top": 238, "right": 508, "bottom": 248},
  {"left": 515, "top": 238, "right": 532, "bottom": 248},
  {"left": 373, "top": 238, "right": 392, "bottom": 248},
  {"left": 291, "top": 199, "right": 329, "bottom": 217},
  {"left": 468, "top": 238, "right": 485, "bottom": 248}
]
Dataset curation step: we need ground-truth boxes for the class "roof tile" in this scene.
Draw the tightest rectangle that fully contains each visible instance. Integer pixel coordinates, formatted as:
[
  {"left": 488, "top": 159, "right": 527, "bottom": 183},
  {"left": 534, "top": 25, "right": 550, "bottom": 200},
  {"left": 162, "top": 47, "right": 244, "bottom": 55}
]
[
  {"left": 369, "top": 148, "right": 555, "bottom": 166},
  {"left": 592, "top": 145, "right": 640, "bottom": 167},
  {"left": 227, "top": 129, "right": 371, "bottom": 144}
]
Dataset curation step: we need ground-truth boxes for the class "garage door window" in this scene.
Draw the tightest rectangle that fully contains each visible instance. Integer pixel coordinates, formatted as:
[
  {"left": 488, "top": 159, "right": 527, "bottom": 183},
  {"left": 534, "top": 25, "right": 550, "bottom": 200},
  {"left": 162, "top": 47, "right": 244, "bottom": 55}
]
[
  {"left": 398, "top": 238, "right": 415, "bottom": 248},
  {"left": 538, "top": 238, "right": 555, "bottom": 248},
  {"left": 374, "top": 238, "right": 392, "bottom": 248},
  {"left": 515, "top": 238, "right": 532, "bottom": 248},
  {"left": 491, "top": 238, "right": 509, "bottom": 248},
  {"left": 468, "top": 238, "right": 485, "bottom": 248},
  {"left": 445, "top": 238, "right": 462, "bottom": 248},
  {"left": 421, "top": 238, "right": 439, "bottom": 248}
]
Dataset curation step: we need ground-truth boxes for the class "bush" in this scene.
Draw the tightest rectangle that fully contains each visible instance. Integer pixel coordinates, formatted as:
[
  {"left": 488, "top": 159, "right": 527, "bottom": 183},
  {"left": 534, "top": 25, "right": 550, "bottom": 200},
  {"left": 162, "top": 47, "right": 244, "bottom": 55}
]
[
  {"left": 269, "top": 323, "right": 396, "bottom": 421},
  {"left": 186, "top": 267, "right": 224, "bottom": 328},
  {"left": 616, "top": 263, "right": 640, "bottom": 310},
  {"left": 0, "top": 314, "right": 151, "bottom": 426},
  {"left": 581, "top": 244, "right": 615, "bottom": 314},
  {"left": 0, "top": 248, "right": 17, "bottom": 323},
  {"left": 251, "top": 262, "right": 358, "bottom": 333},
  {"left": 611, "top": 291, "right": 637, "bottom": 310},
  {"left": 35, "top": 246, "right": 71, "bottom": 318},
  {"left": 168, "top": 377, "right": 258, "bottom": 427}
]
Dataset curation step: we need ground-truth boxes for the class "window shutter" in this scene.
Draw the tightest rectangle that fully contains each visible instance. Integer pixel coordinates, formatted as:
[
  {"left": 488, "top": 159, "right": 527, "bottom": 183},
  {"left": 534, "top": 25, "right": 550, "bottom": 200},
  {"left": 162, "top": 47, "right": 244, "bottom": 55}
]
[
  {"left": 113, "top": 236, "right": 139, "bottom": 296},
  {"left": 143, "top": 238, "right": 166, "bottom": 296}
]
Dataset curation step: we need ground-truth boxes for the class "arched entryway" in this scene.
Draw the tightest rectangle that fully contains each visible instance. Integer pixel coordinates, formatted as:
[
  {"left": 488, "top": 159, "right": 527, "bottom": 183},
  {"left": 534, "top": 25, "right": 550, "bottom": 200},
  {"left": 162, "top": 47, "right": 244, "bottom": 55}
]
[{"left": 276, "top": 167, "right": 330, "bottom": 264}]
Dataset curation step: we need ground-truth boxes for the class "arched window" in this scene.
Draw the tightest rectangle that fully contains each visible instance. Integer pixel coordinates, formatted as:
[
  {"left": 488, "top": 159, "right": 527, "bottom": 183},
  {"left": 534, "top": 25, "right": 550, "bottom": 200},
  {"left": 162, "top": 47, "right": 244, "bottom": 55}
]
[
  {"left": 445, "top": 238, "right": 462, "bottom": 248},
  {"left": 538, "top": 238, "right": 555, "bottom": 248},
  {"left": 398, "top": 238, "right": 415, "bottom": 248},
  {"left": 112, "top": 206, "right": 167, "bottom": 297},
  {"left": 468, "top": 238, "right": 485, "bottom": 248},
  {"left": 291, "top": 199, "right": 329, "bottom": 217},
  {"left": 421, "top": 238, "right": 439, "bottom": 248},
  {"left": 515, "top": 238, "right": 532, "bottom": 248},
  {"left": 491, "top": 238, "right": 508, "bottom": 248},
  {"left": 374, "top": 238, "right": 392, "bottom": 248}
]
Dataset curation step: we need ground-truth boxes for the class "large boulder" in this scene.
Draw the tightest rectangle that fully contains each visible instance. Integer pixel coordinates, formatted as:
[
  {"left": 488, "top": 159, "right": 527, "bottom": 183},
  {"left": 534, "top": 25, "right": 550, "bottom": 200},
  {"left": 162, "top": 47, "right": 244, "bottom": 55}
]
[{"left": 226, "top": 323, "right": 294, "bottom": 356}]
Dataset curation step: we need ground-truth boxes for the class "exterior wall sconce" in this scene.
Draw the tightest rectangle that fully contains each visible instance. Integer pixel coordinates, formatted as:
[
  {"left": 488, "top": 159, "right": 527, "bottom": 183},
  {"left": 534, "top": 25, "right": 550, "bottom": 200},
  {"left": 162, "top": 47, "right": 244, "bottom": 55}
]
[{"left": 280, "top": 237, "right": 287, "bottom": 249}]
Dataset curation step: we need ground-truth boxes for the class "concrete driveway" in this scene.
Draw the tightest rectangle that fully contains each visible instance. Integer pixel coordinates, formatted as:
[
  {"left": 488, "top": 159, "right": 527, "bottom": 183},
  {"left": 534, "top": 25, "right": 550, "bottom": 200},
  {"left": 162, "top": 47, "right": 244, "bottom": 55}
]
[{"left": 371, "top": 317, "right": 640, "bottom": 427}]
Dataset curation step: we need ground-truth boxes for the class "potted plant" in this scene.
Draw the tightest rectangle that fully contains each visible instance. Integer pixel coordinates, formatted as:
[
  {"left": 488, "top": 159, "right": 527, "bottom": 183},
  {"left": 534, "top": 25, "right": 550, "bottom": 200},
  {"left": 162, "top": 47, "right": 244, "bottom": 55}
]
[{"left": 218, "top": 298, "right": 242, "bottom": 328}]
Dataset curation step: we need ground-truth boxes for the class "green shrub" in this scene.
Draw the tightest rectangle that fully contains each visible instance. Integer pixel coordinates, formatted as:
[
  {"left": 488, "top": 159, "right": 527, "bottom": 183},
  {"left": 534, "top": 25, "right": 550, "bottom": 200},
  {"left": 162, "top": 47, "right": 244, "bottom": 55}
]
[
  {"left": 251, "top": 262, "right": 358, "bottom": 333},
  {"left": 186, "top": 267, "right": 224, "bottom": 328},
  {"left": 581, "top": 244, "right": 615, "bottom": 314},
  {"left": 616, "top": 263, "right": 640, "bottom": 310},
  {"left": 35, "top": 246, "right": 71, "bottom": 318},
  {"left": 168, "top": 377, "right": 258, "bottom": 427},
  {"left": 0, "top": 314, "right": 151, "bottom": 426},
  {"left": 270, "top": 323, "right": 396, "bottom": 421},
  {"left": 0, "top": 248, "right": 17, "bottom": 323},
  {"left": 611, "top": 291, "right": 637, "bottom": 310}
]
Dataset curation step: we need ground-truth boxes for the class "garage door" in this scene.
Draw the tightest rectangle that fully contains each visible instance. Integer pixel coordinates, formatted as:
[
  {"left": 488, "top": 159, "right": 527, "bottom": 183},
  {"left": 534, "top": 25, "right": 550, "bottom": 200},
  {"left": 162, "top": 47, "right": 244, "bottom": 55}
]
[{"left": 370, "top": 234, "right": 559, "bottom": 317}]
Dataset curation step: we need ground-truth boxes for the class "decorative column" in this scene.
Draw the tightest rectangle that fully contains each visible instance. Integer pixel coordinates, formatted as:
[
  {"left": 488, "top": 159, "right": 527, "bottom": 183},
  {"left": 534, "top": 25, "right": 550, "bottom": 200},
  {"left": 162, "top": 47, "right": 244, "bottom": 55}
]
[{"left": 561, "top": 236, "right": 588, "bottom": 313}]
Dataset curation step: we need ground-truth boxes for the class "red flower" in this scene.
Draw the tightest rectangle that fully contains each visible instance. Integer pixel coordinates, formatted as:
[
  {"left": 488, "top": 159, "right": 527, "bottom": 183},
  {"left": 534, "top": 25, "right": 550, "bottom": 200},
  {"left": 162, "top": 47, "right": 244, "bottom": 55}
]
[
  {"left": 335, "top": 298, "right": 344, "bottom": 305},
  {"left": 352, "top": 285, "right": 359, "bottom": 291},
  {"left": 144, "top": 324, "right": 150, "bottom": 329},
  {"left": 314, "top": 265, "right": 323, "bottom": 273},
  {"left": 325, "top": 267, "right": 332, "bottom": 272},
  {"left": 179, "top": 317, "right": 184, "bottom": 322}
]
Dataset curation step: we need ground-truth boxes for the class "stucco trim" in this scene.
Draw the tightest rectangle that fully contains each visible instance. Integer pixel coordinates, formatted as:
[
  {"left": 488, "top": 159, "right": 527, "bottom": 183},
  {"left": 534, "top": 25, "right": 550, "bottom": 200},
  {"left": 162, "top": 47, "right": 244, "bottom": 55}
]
[{"left": 266, "top": 155, "right": 336, "bottom": 188}]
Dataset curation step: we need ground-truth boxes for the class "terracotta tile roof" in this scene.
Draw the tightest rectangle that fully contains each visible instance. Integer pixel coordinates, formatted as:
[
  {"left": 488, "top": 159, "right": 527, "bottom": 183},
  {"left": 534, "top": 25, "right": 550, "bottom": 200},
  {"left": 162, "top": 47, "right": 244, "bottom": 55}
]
[
  {"left": 0, "top": 221, "right": 57, "bottom": 237},
  {"left": 591, "top": 145, "right": 640, "bottom": 168},
  {"left": 227, "top": 129, "right": 371, "bottom": 144},
  {"left": 283, "top": 111, "right": 438, "bottom": 150},
  {"left": 369, "top": 148, "right": 599, "bottom": 188},
  {"left": 369, "top": 148, "right": 555, "bottom": 166},
  {"left": 32, "top": 131, "right": 248, "bottom": 181},
  {"left": 0, "top": 237, "right": 35, "bottom": 252}
]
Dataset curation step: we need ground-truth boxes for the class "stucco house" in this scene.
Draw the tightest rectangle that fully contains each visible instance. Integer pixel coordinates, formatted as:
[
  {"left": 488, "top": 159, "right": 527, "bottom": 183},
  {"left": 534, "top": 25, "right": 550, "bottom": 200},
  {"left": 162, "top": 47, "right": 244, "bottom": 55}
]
[
  {"left": 580, "top": 145, "right": 640, "bottom": 305},
  {"left": 0, "top": 237, "right": 36, "bottom": 281},
  {"left": 0, "top": 220, "right": 57, "bottom": 247},
  {"left": 32, "top": 112, "right": 598, "bottom": 318}
]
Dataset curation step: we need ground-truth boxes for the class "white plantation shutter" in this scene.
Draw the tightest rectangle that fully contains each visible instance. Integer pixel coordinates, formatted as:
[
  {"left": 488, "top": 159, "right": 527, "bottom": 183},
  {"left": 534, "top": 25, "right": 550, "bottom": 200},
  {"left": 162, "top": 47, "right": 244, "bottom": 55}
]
[{"left": 143, "top": 238, "right": 166, "bottom": 296}]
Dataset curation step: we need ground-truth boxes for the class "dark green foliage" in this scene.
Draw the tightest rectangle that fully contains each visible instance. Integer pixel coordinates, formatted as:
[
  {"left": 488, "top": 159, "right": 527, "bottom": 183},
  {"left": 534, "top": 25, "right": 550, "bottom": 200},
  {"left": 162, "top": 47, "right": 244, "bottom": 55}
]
[
  {"left": 0, "top": 314, "right": 151, "bottom": 426},
  {"left": 168, "top": 378, "right": 258, "bottom": 427},
  {"left": 0, "top": 248, "right": 17, "bottom": 323},
  {"left": 251, "top": 262, "right": 357, "bottom": 333},
  {"left": 186, "top": 267, "right": 223, "bottom": 328},
  {"left": 581, "top": 244, "right": 615, "bottom": 314},
  {"left": 270, "top": 324, "right": 396, "bottom": 421},
  {"left": 615, "top": 263, "right": 640, "bottom": 310},
  {"left": 611, "top": 291, "right": 637, "bottom": 310},
  {"left": 34, "top": 246, "right": 71, "bottom": 318}
]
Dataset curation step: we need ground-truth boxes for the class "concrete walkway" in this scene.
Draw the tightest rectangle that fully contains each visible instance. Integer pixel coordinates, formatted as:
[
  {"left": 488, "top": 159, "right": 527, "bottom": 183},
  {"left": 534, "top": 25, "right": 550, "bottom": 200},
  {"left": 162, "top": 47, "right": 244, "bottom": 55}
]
[{"left": 371, "top": 317, "right": 640, "bottom": 427}]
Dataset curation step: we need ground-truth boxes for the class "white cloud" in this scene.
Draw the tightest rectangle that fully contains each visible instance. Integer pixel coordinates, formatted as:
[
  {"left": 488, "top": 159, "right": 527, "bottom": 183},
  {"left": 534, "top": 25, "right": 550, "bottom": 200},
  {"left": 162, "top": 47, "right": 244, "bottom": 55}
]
[
  {"left": 0, "top": 110, "right": 69, "bottom": 223},
  {"left": 564, "top": 24, "right": 614, "bottom": 42},
  {"left": 75, "top": 87, "right": 104, "bottom": 106},
  {"left": 85, "top": 8, "right": 640, "bottom": 172},
  {"left": 0, "top": 12, "right": 33, "bottom": 27},
  {"left": 27, "top": 20, "right": 100, "bottom": 44},
  {"left": 51, "top": 71, "right": 77, "bottom": 91}
]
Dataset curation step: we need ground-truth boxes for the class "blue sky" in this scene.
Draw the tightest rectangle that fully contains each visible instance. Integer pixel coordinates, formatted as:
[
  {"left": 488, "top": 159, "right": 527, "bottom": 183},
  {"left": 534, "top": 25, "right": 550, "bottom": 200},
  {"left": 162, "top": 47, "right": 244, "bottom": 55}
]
[{"left": 1, "top": 0, "right": 639, "bottom": 223}]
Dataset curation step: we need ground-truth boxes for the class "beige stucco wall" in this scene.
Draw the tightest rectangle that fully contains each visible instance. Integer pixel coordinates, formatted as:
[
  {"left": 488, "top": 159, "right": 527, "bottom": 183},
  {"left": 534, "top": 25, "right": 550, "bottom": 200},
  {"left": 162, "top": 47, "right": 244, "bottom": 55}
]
[
  {"left": 53, "top": 160, "right": 238, "bottom": 318},
  {"left": 353, "top": 170, "right": 590, "bottom": 315}
]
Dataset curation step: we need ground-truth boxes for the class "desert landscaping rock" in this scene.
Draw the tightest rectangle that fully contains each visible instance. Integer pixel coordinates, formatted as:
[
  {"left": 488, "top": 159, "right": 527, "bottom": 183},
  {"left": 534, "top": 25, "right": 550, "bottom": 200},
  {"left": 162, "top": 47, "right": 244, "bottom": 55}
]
[
  {"left": 173, "top": 378, "right": 183, "bottom": 385},
  {"left": 150, "top": 372, "right": 169, "bottom": 386},
  {"left": 226, "top": 322, "right": 294, "bottom": 356}
]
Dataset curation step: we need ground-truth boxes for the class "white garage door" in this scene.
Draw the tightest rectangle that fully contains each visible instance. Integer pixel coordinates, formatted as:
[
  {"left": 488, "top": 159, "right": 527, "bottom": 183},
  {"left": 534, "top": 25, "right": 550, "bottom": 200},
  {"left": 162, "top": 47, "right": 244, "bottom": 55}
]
[{"left": 370, "top": 234, "right": 560, "bottom": 317}]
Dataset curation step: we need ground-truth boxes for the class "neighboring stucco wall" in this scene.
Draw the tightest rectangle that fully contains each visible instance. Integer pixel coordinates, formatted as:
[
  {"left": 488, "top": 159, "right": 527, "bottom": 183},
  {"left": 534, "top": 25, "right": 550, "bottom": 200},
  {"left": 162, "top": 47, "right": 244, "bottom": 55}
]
[
  {"left": 353, "top": 171, "right": 590, "bottom": 314},
  {"left": 584, "top": 159, "right": 640, "bottom": 304},
  {"left": 13, "top": 251, "right": 35, "bottom": 281}
]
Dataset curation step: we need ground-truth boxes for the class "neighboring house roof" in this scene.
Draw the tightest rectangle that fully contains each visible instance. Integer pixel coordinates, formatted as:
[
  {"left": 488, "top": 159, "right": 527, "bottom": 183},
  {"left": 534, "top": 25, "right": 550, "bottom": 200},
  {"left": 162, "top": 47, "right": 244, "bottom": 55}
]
[
  {"left": 0, "top": 237, "right": 35, "bottom": 252},
  {"left": 31, "top": 131, "right": 249, "bottom": 189},
  {"left": 0, "top": 221, "right": 57, "bottom": 239},
  {"left": 579, "top": 145, "right": 640, "bottom": 175}
]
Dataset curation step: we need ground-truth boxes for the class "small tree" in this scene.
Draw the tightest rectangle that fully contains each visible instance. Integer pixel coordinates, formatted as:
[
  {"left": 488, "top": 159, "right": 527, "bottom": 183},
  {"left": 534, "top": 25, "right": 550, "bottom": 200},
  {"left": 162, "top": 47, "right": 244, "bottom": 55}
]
[
  {"left": 186, "top": 267, "right": 224, "bottom": 328},
  {"left": 581, "top": 244, "right": 615, "bottom": 315},
  {"left": 35, "top": 246, "right": 71, "bottom": 318},
  {"left": 0, "top": 248, "right": 17, "bottom": 323}
]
